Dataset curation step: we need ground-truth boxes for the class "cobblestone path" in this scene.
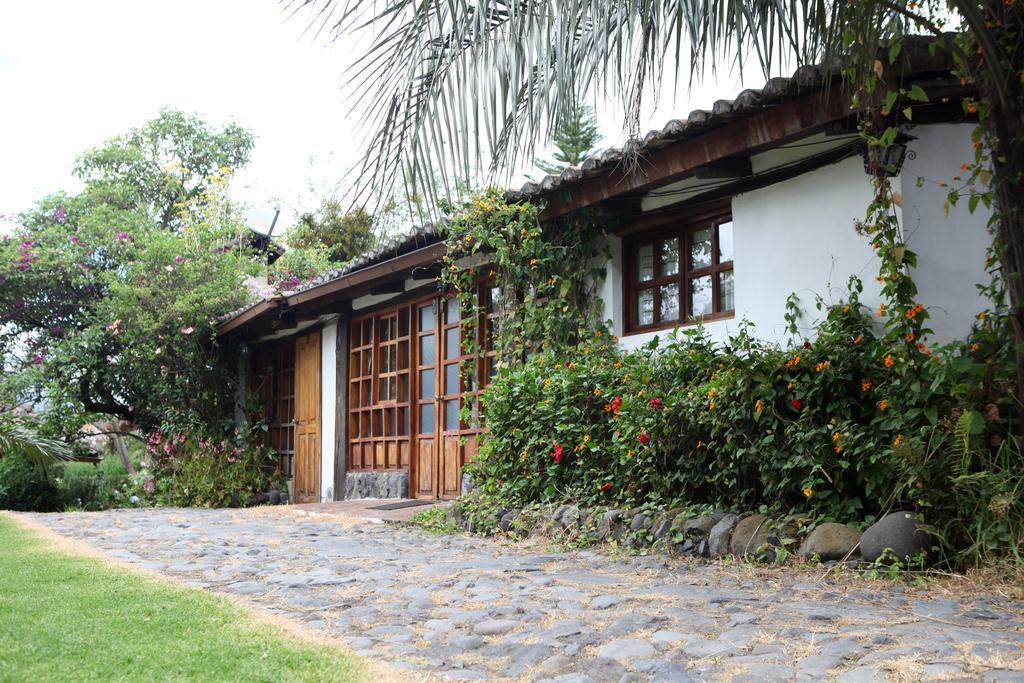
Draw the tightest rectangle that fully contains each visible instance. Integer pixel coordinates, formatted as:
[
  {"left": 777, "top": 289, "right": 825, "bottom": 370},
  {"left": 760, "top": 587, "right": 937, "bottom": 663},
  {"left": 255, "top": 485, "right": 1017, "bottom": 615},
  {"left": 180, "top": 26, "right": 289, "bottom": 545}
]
[{"left": 25, "top": 508, "right": 1024, "bottom": 682}]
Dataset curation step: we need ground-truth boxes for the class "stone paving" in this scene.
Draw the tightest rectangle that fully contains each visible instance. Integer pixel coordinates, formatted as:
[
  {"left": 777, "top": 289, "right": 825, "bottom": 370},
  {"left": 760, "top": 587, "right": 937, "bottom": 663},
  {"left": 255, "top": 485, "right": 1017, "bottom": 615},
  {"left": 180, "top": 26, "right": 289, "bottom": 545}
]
[{"left": 24, "top": 507, "right": 1024, "bottom": 682}]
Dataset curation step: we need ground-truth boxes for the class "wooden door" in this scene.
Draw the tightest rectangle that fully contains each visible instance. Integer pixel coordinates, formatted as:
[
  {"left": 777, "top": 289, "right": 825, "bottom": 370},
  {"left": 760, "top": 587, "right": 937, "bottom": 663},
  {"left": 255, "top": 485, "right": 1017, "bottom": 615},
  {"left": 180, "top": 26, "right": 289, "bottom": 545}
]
[
  {"left": 294, "top": 330, "right": 321, "bottom": 503},
  {"left": 438, "top": 297, "right": 467, "bottom": 500},
  {"left": 413, "top": 300, "right": 439, "bottom": 498}
]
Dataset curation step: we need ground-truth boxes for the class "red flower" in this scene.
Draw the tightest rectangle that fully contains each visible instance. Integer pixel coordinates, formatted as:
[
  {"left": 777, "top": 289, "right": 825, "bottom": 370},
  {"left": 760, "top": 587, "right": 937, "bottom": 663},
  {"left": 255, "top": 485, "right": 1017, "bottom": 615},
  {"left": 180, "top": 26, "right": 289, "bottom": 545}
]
[
  {"left": 610, "top": 396, "right": 622, "bottom": 414},
  {"left": 649, "top": 397, "right": 663, "bottom": 409},
  {"left": 550, "top": 444, "right": 564, "bottom": 462},
  {"left": 790, "top": 398, "right": 804, "bottom": 411},
  {"left": 637, "top": 433, "right": 650, "bottom": 445},
  {"left": 601, "top": 482, "right": 613, "bottom": 491},
  {"left": 803, "top": 340, "right": 812, "bottom": 349}
]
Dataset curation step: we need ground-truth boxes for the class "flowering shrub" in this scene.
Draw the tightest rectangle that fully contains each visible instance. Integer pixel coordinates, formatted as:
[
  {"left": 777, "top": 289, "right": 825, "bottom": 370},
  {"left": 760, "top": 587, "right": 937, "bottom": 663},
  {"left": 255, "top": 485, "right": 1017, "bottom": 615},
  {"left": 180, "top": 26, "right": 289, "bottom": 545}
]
[
  {"left": 469, "top": 281, "right": 1020, "bottom": 559},
  {"left": 146, "top": 426, "right": 284, "bottom": 507}
]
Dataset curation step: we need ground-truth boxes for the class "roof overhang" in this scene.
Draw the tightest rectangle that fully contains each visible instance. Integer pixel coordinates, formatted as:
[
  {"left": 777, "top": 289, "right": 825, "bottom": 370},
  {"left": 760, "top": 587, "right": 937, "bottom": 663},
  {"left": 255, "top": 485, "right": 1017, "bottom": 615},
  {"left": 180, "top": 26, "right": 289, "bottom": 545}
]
[{"left": 217, "top": 242, "right": 447, "bottom": 339}]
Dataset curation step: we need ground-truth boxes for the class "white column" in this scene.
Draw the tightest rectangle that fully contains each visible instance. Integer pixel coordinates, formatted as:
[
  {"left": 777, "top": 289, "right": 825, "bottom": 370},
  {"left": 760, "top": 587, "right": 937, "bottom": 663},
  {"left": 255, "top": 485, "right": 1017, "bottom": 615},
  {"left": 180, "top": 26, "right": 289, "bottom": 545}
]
[{"left": 320, "top": 318, "right": 338, "bottom": 502}]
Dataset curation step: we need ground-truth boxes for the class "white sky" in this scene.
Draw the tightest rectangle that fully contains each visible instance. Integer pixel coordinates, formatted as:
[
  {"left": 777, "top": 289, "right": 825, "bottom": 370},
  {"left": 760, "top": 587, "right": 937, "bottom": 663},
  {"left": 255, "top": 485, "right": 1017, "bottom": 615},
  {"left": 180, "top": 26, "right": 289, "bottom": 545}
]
[{"left": 0, "top": 1, "right": 751, "bottom": 233}]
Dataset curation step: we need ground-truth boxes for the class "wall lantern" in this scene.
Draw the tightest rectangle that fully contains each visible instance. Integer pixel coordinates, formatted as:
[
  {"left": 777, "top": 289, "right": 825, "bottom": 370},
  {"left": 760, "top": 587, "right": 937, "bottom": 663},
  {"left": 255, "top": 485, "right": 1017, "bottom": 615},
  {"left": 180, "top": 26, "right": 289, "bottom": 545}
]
[{"left": 852, "top": 132, "right": 917, "bottom": 177}]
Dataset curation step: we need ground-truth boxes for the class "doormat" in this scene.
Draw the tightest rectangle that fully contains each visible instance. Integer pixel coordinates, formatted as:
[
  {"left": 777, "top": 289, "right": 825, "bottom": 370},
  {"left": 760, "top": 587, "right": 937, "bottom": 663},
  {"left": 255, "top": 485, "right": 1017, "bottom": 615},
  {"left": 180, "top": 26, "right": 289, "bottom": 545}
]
[{"left": 368, "top": 500, "right": 437, "bottom": 511}]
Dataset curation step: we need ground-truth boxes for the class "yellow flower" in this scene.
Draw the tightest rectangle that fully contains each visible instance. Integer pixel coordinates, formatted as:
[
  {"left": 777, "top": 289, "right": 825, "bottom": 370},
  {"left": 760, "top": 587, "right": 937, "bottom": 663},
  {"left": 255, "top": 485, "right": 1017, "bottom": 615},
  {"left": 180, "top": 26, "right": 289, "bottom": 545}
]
[
  {"left": 614, "top": 361, "right": 623, "bottom": 368},
  {"left": 803, "top": 486, "right": 813, "bottom": 498},
  {"left": 893, "top": 434, "right": 902, "bottom": 447},
  {"left": 627, "top": 449, "right": 634, "bottom": 458},
  {"left": 583, "top": 435, "right": 590, "bottom": 443},
  {"left": 529, "top": 258, "right": 538, "bottom": 266}
]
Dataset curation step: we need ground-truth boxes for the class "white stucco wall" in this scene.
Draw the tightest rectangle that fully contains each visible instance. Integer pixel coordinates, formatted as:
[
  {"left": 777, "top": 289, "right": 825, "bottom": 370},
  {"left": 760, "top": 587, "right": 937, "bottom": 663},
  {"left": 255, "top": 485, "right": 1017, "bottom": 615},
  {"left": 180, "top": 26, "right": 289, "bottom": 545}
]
[
  {"left": 898, "top": 123, "right": 991, "bottom": 342},
  {"left": 320, "top": 318, "right": 338, "bottom": 502},
  {"left": 608, "top": 123, "right": 991, "bottom": 351}
]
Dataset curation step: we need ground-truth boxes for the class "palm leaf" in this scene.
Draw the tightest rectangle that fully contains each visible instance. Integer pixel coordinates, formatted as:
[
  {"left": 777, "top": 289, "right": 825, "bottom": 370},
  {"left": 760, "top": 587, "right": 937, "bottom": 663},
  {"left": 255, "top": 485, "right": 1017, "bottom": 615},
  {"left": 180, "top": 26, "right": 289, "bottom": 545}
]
[
  {"left": 286, "top": 0, "right": 954, "bottom": 208},
  {"left": 0, "top": 419, "right": 74, "bottom": 470}
]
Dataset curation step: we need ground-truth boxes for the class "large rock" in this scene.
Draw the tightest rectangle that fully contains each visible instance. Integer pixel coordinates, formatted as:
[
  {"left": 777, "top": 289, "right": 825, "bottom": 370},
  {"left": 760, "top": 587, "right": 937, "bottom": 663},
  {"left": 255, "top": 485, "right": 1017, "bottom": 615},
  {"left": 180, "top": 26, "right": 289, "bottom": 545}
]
[
  {"left": 799, "top": 523, "right": 862, "bottom": 561},
  {"left": 682, "top": 512, "right": 727, "bottom": 537},
  {"left": 728, "top": 514, "right": 796, "bottom": 559},
  {"left": 597, "top": 509, "right": 624, "bottom": 541},
  {"left": 860, "top": 512, "right": 930, "bottom": 563},
  {"left": 708, "top": 513, "right": 740, "bottom": 557}
]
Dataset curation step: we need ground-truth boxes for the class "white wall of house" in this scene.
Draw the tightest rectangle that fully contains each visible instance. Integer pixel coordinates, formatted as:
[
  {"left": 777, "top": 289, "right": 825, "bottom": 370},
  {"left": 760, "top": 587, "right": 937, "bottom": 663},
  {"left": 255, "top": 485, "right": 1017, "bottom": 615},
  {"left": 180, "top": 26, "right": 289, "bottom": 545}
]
[
  {"left": 606, "top": 123, "right": 991, "bottom": 352},
  {"left": 320, "top": 318, "right": 338, "bottom": 502}
]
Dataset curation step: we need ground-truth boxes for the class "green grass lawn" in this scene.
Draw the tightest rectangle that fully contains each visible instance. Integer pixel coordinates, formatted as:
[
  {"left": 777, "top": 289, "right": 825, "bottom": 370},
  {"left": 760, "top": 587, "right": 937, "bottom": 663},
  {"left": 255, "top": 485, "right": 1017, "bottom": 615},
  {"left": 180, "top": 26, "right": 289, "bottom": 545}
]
[{"left": 0, "top": 514, "right": 367, "bottom": 682}]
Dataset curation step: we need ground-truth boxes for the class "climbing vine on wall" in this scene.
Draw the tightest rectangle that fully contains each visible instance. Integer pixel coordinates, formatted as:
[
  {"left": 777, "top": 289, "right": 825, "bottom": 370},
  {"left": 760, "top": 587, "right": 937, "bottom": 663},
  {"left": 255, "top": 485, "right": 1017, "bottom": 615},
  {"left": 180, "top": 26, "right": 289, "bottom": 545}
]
[{"left": 438, "top": 188, "right": 610, "bottom": 373}]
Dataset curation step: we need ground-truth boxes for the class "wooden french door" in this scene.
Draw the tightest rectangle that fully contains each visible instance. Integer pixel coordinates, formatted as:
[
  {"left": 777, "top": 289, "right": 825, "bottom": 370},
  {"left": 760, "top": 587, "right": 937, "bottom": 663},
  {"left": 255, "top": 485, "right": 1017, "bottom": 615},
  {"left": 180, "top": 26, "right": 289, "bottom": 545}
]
[
  {"left": 412, "top": 294, "right": 495, "bottom": 500},
  {"left": 293, "top": 330, "right": 321, "bottom": 503}
]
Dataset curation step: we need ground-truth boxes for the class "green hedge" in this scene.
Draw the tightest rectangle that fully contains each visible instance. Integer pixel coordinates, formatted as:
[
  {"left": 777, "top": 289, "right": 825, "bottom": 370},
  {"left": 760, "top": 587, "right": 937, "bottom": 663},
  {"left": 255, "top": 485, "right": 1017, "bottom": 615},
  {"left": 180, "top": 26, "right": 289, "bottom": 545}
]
[{"left": 470, "top": 286, "right": 1021, "bottom": 560}]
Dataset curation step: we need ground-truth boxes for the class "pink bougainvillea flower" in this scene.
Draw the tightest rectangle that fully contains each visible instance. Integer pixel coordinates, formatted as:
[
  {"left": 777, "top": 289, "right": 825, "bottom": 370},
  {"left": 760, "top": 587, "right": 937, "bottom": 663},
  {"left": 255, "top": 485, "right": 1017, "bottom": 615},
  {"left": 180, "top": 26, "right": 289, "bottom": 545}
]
[
  {"left": 106, "top": 319, "right": 122, "bottom": 335},
  {"left": 115, "top": 231, "right": 131, "bottom": 241},
  {"left": 637, "top": 433, "right": 650, "bottom": 445},
  {"left": 180, "top": 326, "right": 194, "bottom": 335},
  {"left": 32, "top": 354, "right": 42, "bottom": 364},
  {"left": 174, "top": 255, "right": 185, "bottom": 263}
]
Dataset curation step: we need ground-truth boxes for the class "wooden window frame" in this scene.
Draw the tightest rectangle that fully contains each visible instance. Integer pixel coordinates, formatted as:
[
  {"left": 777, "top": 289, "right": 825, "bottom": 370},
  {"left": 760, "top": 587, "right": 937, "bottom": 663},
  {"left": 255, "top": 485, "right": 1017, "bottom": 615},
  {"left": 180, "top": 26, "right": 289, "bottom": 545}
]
[{"left": 623, "top": 206, "right": 735, "bottom": 335}]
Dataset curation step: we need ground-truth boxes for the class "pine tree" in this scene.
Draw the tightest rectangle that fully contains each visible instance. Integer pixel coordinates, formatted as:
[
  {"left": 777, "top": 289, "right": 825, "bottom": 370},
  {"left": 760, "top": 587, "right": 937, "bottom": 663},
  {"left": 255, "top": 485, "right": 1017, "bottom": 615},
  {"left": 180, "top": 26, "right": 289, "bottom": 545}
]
[{"left": 534, "top": 100, "right": 602, "bottom": 176}]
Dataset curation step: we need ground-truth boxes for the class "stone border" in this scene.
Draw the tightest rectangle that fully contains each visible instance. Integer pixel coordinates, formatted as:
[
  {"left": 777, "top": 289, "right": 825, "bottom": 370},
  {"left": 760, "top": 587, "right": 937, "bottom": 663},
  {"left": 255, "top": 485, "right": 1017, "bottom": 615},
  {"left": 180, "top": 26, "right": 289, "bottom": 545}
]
[{"left": 445, "top": 502, "right": 933, "bottom": 565}]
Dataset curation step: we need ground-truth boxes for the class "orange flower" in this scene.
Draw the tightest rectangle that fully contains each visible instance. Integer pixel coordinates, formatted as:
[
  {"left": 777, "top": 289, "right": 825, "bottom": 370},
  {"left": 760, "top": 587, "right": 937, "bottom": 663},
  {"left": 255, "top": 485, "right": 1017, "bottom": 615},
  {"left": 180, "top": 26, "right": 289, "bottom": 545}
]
[
  {"left": 708, "top": 387, "right": 716, "bottom": 397},
  {"left": 884, "top": 354, "right": 895, "bottom": 368},
  {"left": 802, "top": 486, "right": 813, "bottom": 498},
  {"left": 854, "top": 334, "right": 864, "bottom": 345},
  {"left": 893, "top": 435, "right": 902, "bottom": 447},
  {"left": 905, "top": 332, "right": 915, "bottom": 342},
  {"left": 755, "top": 399, "right": 763, "bottom": 413},
  {"left": 843, "top": 305, "right": 850, "bottom": 313},
  {"left": 832, "top": 431, "right": 841, "bottom": 442},
  {"left": 878, "top": 399, "right": 889, "bottom": 411},
  {"left": 709, "top": 401, "right": 716, "bottom": 411},
  {"left": 786, "top": 355, "right": 801, "bottom": 369},
  {"left": 593, "top": 388, "right": 600, "bottom": 396},
  {"left": 877, "top": 303, "right": 887, "bottom": 317},
  {"left": 604, "top": 404, "right": 612, "bottom": 413},
  {"left": 969, "top": 343, "right": 980, "bottom": 352},
  {"left": 861, "top": 379, "right": 873, "bottom": 392},
  {"left": 834, "top": 443, "right": 842, "bottom": 454},
  {"left": 960, "top": 163, "right": 971, "bottom": 171},
  {"left": 917, "top": 342, "right": 931, "bottom": 355}
]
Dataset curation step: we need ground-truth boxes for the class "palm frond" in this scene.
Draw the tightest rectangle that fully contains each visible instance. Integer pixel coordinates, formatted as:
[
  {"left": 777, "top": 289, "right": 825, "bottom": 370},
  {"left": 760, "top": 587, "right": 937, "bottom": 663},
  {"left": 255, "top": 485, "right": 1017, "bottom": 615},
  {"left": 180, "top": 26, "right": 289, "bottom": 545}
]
[
  {"left": 0, "top": 419, "right": 74, "bottom": 471},
  {"left": 286, "top": 0, "right": 952, "bottom": 208}
]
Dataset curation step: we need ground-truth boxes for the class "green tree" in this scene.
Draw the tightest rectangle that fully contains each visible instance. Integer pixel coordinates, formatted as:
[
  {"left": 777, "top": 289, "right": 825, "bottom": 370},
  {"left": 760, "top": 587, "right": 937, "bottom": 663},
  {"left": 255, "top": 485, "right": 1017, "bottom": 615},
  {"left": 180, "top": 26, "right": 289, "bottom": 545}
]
[
  {"left": 287, "top": 199, "right": 377, "bottom": 264},
  {"left": 534, "top": 100, "right": 602, "bottom": 176},
  {"left": 0, "top": 113, "right": 259, "bottom": 440},
  {"left": 74, "top": 108, "right": 254, "bottom": 230}
]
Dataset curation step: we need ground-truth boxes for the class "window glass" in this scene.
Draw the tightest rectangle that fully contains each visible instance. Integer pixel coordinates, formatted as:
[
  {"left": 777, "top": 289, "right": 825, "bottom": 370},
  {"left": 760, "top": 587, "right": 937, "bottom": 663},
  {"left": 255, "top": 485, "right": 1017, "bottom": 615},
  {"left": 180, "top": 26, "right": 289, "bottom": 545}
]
[
  {"left": 659, "top": 239, "right": 679, "bottom": 276},
  {"left": 690, "top": 275, "right": 713, "bottom": 317},
  {"left": 445, "top": 327, "right": 460, "bottom": 359},
  {"left": 637, "top": 244, "right": 654, "bottom": 282},
  {"left": 419, "top": 403, "right": 435, "bottom": 434},
  {"left": 718, "top": 221, "right": 734, "bottom": 262},
  {"left": 419, "top": 369, "right": 435, "bottom": 400},
  {"left": 690, "top": 228, "right": 712, "bottom": 269},
  {"left": 637, "top": 288, "right": 654, "bottom": 326},
  {"left": 659, "top": 283, "right": 679, "bottom": 322},
  {"left": 445, "top": 297, "right": 460, "bottom": 323},
  {"left": 444, "top": 399, "right": 460, "bottom": 431},
  {"left": 719, "top": 270, "right": 735, "bottom": 311},
  {"left": 419, "top": 304, "right": 435, "bottom": 332},
  {"left": 419, "top": 334, "right": 435, "bottom": 365},
  {"left": 445, "top": 363, "right": 459, "bottom": 395}
]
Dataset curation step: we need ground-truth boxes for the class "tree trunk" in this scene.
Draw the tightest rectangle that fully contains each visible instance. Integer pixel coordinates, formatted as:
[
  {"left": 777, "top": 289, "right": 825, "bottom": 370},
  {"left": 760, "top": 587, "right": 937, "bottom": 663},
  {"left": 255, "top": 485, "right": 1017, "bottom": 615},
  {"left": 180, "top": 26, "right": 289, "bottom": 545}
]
[{"left": 112, "top": 421, "right": 136, "bottom": 475}]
